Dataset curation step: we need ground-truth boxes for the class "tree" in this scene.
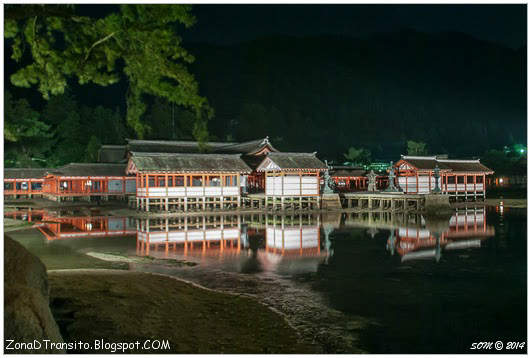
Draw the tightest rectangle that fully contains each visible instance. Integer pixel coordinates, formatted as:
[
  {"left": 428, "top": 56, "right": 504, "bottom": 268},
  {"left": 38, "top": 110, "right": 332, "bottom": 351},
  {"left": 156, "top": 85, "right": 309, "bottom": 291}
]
[
  {"left": 144, "top": 98, "right": 196, "bottom": 140},
  {"left": 406, "top": 140, "right": 428, "bottom": 156},
  {"left": 5, "top": 4, "right": 213, "bottom": 139},
  {"left": 84, "top": 136, "right": 102, "bottom": 162},
  {"left": 4, "top": 92, "right": 54, "bottom": 167},
  {"left": 343, "top": 147, "right": 371, "bottom": 166}
]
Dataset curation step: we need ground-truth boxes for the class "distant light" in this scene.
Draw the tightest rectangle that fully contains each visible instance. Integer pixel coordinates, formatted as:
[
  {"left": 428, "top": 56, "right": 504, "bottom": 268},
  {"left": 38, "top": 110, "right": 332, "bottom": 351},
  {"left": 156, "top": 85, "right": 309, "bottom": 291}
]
[
  {"left": 520, "top": 149, "right": 525, "bottom": 153},
  {"left": 499, "top": 178, "right": 504, "bottom": 184}
]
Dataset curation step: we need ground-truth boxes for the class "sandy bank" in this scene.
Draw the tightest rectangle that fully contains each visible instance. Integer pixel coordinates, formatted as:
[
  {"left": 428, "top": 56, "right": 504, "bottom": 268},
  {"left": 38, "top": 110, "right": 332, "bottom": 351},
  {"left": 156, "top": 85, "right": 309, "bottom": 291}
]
[{"left": 48, "top": 269, "right": 316, "bottom": 354}]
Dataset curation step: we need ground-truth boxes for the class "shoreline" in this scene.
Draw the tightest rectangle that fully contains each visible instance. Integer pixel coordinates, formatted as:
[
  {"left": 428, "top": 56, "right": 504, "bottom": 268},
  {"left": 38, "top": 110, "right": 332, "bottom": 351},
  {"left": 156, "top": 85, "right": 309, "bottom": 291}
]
[{"left": 47, "top": 268, "right": 319, "bottom": 354}]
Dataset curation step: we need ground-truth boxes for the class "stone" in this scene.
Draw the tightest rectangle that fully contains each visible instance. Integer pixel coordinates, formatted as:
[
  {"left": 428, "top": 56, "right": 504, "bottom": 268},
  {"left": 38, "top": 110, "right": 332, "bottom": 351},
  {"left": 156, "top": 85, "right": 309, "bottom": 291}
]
[
  {"left": 424, "top": 194, "right": 452, "bottom": 216},
  {"left": 321, "top": 194, "right": 342, "bottom": 210},
  {"left": 4, "top": 236, "right": 65, "bottom": 353},
  {"left": 4, "top": 236, "right": 49, "bottom": 299}
]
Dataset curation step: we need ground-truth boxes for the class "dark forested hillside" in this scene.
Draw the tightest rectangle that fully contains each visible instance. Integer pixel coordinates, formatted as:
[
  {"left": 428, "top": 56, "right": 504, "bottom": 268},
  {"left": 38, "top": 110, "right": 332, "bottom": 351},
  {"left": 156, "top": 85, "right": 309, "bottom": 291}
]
[
  {"left": 188, "top": 30, "right": 526, "bottom": 160},
  {"left": 4, "top": 29, "right": 526, "bottom": 167}
]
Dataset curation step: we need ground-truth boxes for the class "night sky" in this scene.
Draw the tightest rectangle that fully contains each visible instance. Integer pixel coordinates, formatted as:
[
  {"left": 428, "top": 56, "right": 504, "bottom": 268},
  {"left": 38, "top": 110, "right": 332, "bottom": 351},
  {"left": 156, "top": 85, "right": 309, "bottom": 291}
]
[
  {"left": 185, "top": 5, "right": 526, "bottom": 49},
  {"left": 5, "top": 4, "right": 527, "bottom": 161}
]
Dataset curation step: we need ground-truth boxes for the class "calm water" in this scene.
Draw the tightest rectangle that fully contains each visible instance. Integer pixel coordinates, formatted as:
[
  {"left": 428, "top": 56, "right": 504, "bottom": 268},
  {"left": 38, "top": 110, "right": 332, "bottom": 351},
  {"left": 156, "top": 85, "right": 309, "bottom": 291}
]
[{"left": 5, "top": 205, "right": 526, "bottom": 353}]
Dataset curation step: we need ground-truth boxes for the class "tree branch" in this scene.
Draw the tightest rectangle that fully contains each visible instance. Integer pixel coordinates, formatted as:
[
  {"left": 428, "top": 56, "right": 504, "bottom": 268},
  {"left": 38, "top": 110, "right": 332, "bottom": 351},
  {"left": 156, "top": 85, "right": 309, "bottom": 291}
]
[{"left": 83, "top": 31, "right": 118, "bottom": 62}]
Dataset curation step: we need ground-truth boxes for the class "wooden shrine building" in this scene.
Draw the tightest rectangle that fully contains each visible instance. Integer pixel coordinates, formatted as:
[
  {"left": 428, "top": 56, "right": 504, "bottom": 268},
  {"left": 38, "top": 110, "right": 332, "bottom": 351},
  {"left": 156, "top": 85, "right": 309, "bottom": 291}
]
[
  {"left": 42, "top": 163, "right": 135, "bottom": 201},
  {"left": 255, "top": 152, "right": 327, "bottom": 210},
  {"left": 4, "top": 168, "right": 50, "bottom": 199},
  {"left": 329, "top": 166, "right": 389, "bottom": 192},
  {"left": 98, "top": 145, "right": 127, "bottom": 163},
  {"left": 127, "top": 152, "right": 252, "bottom": 211},
  {"left": 394, "top": 155, "right": 494, "bottom": 200},
  {"left": 124, "top": 137, "right": 278, "bottom": 193}
]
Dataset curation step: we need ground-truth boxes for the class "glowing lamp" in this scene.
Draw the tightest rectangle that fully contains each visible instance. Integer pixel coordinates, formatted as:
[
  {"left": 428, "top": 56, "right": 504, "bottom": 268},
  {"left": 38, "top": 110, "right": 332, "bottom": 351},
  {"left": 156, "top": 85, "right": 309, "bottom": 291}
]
[{"left": 499, "top": 178, "right": 504, "bottom": 184}]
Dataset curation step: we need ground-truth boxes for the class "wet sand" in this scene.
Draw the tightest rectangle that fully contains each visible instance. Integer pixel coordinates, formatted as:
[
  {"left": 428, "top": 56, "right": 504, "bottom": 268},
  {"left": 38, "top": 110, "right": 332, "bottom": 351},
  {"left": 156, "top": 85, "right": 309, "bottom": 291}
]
[{"left": 48, "top": 269, "right": 315, "bottom": 354}]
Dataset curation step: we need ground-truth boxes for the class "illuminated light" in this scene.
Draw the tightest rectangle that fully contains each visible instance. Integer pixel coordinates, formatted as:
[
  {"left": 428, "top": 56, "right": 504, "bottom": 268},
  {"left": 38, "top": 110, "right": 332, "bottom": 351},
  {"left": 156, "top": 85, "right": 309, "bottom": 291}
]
[
  {"left": 520, "top": 149, "right": 525, "bottom": 153},
  {"left": 86, "top": 223, "right": 93, "bottom": 231},
  {"left": 499, "top": 178, "right": 504, "bottom": 184}
]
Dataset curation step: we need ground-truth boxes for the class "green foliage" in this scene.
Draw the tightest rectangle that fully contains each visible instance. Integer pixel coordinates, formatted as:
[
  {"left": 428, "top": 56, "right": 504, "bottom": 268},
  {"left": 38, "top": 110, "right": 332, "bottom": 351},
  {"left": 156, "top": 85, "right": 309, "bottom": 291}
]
[
  {"left": 343, "top": 147, "right": 371, "bottom": 166},
  {"left": 143, "top": 98, "right": 196, "bottom": 140},
  {"left": 4, "top": 92, "right": 54, "bottom": 167},
  {"left": 481, "top": 149, "right": 526, "bottom": 176},
  {"left": 5, "top": 92, "right": 134, "bottom": 168},
  {"left": 84, "top": 136, "right": 102, "bottom": 162},
  {"left": 406, "top": 140, "right": 428, "bottom": 156},
  {"left": 6, "top": 4, "right": 213, "bottom": 139}
]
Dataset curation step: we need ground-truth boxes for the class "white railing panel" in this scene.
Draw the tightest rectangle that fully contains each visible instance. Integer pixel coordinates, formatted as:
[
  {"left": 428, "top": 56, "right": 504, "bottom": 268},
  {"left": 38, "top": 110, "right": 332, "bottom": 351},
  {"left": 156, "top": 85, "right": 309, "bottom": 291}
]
[
  {"left": 283, "top": 176, "right": 301, "bottom": 184},
  {"left": 205, "top": 230, "right": 222, "bottom": 240},
  {"left": 302, "top": 177, "right": 318, "bottom": 184},
  {"left": 223, "top": 229, "right": 240, "bottom": 238},
  {"left": 187, "top": 231, "right": 204, "bottom": 241},
  {"left": 187, "top": 187, "right": 204, "bottom": 197},
  {"left": 168, "top": 232, "right": 186, "bottom": 241},
  {"left": 168, "top": 187, "right": 186, "bottom": 197},
  {"left": 222, "top": 187, "right": 239, "bottom": 196},
  {"left": 205, "top": 187, "right": 222, "bottom": 196}
]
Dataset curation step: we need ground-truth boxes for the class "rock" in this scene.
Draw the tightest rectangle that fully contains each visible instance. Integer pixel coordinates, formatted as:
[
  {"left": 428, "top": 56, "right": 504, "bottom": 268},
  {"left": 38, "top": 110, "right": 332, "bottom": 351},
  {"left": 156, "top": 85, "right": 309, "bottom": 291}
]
[
  {"left": 4, "top": 236, "right": 48, "bottom": 299},
  {"left": 423, "top": 194, "right": 453, "bottom": 215},
  {"left": 4, "top": 236, "right": 65, "bottom": 353}
]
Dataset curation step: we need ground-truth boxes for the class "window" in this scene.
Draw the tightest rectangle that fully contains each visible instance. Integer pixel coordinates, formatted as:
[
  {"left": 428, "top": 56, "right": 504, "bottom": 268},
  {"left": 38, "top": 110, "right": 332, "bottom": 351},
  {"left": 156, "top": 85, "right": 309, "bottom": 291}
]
[
  {"left": 148, "top": 177, "right": 155, "bottom": 187},
  {"left": 476, "top": 176, "right": 483, "bottom": 183},
  {"left": 467, "top": 176, "right": 474, "bottom": 184},
  {"left": 225, "top": 176, "right": 231, "bottom": 186},
  {"left": 157, "top": 176, "right": 165, "bottom": 187},
  {"left": 31, "top": 182, "right": 42, "bottom": 190},
  {"left": 167, "top": 176, "right": 173, "bottom": 187},
  {"left": 175, "top": 176, "right": 184, "bottom": 187},
  {"left": 209, "top": 176, "right": 221, "bottom": 187},
  {"left": 447, "top": 176, "right": 456, "bottom": 184},
  {"left": 457, "top": 176, "right": 464, "bottom": 184},
  {"left": 4, "top": 182, "right": 13, "bottom": 190},
  {"left": 192, "top": 176, "right": 203, "bottom": 187}
]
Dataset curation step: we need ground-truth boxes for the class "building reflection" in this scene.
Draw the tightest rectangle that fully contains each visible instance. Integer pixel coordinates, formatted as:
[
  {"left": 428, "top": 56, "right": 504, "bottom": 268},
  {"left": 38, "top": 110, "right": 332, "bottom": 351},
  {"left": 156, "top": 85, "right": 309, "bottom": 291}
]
[
  {"left": 4, "top": 208, "right": 136, "bottom": 240},
  {"left": 135, "top": 214, "right": 329, "bottom": 273},
  {"left": 4, "top": 207, "right": 495, "bottom": 266},
  {"left": 387, "top": 208, "right": 495, "bottom": 262},
  {"left": 136, "top": 215, "right": 244, "bottom": 257}
]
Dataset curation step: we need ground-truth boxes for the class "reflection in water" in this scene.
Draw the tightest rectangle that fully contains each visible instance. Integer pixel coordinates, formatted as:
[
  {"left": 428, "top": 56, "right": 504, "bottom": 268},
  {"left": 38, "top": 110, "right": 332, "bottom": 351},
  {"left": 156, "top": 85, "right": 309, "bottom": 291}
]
[
  {"left": 388, "top": 208, "right": 495, "bottom": 262},
  {"left": 6, "top": 206, "right": 519, "bottom": 353},
  {"left": 5, "top": 207, "right": 496, "bottom": 268},
  {"left": 337, "top": 208, "right": 495, "bottom": 262},
  {"left": 135, "top": 214, "right": 329, "bottom": 274}
]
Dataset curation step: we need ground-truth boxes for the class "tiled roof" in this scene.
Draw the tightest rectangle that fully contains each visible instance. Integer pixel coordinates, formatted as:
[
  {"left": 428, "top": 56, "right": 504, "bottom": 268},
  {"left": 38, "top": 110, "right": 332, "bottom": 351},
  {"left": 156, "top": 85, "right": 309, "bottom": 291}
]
[
  {"left": 126, "top": 137, "right": 277, "bottom": 156},
  {"left": 48, "top": 163, "right": 128, "bottom": 177},
  {"left": 130, "top": 152, "right": 252, "bottom": 173},
  {"left": 4, "top": 168, "right": 50, "bottom": 179},
  {"left": 98, "top": 145, "right": 127, "bottom": 163},
  {"left": 400, "top": 155, "right": 493, "bottom": 173},
  {"left": 257, "top": 152, "right": 327, "bottom": 171}
]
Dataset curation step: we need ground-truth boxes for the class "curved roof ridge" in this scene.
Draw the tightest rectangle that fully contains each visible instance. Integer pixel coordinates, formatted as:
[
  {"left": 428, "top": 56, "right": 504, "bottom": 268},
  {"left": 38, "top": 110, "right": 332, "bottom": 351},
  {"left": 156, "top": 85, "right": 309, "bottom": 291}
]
[
  {"left": 130, "top": 152, "right": 243, "bottom": 157},
  {"left": 437, "top": 158, "right": 481, "bottom": 163},
  {"left": 268, "top": 151, "right": 318, "bottom": 156},
  {"left": 126, "top": 138, "right": 237, "bottom": 146},
  {"left": 401, "top": 155, "right": 437, "bottom": 160}
]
